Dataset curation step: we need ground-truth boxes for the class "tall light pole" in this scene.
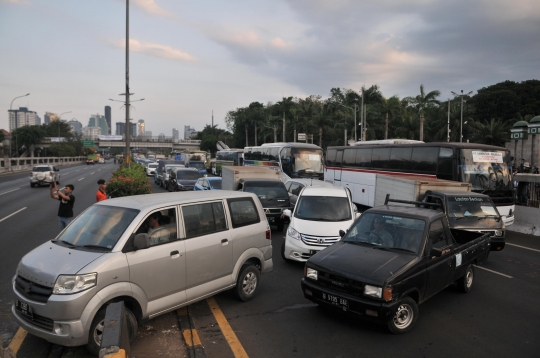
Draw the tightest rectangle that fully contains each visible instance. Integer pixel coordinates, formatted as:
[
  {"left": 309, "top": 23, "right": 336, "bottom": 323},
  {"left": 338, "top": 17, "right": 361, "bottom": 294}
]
[
  {"left": 451, "top": 90, "right": 472, "bottom": 143},
  {"left": 9, "top": 93, "right": 30, "bottom": 156},
  {"left": 447, "top": 98, "right": 450, "bottom": 142}
]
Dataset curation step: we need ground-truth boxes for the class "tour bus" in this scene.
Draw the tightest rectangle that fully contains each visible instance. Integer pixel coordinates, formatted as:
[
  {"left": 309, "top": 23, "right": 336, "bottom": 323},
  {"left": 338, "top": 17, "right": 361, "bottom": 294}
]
[
  {"left": 325, "top": 141, "right": 515, "bottom": 226},
  {"left": 215, "top": 149, "right": 244, "bottom": 176},
  {"left": 243, "top": 143, "right": 324, "bottom": 181}
]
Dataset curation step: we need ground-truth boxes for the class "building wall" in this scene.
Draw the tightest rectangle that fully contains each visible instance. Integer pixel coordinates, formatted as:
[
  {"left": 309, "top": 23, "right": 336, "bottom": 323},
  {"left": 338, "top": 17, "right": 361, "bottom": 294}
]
[
  {"left": 506, "top": 135, "right": 540, "bottom": 169},
  {"left": 8, "top": 107, "right": 38, "bottom": 131}
]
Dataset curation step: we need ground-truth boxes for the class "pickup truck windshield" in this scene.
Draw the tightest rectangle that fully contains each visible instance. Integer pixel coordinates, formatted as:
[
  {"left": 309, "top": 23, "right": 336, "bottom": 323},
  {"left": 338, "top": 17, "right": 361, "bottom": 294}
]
[
  {"left": 295, "top": 196, "right": 351, "bottom": 221},
  {"left": 344, "top": 212, "right": 426, "bottom": 253},
  {"left": 54, "top": 206, "right": 139, "bottom": 250},
  {"left": 447, "top": 197, "right": 499, "bottom": 218}
]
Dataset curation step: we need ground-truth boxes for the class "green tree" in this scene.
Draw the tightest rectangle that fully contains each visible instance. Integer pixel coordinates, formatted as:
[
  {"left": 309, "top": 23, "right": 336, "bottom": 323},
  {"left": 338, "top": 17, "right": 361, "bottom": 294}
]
[
  {"left": 404, "top": 85, "right": 441, "bottom": 141},
  {"left": 13, "top": 125, "right": 45, "bottom": 156},
  {"left": 379, "top": 96, "right": 402, "bottom": 139},
  {"left": 467, "top": 118, "right": 511, "bottom": 147}
]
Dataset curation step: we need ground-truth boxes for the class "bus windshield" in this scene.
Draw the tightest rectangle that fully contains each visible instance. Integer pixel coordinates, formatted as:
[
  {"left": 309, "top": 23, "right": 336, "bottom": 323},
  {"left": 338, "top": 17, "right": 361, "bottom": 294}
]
[
  {"left": 291, "top": 149, "right": 324, "bottom": 175},
  {"left": 458, "top": 149, "right": 513, "bottom": 192}
]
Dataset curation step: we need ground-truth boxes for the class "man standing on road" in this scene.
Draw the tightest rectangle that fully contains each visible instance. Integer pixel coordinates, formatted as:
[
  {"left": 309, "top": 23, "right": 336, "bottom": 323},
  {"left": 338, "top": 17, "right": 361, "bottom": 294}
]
[
  {"left": 96, "top": 179, "right": 107, "bottom": 202},
  {"left": 50, "top": 182, "right": 75, "bottom": 230}
]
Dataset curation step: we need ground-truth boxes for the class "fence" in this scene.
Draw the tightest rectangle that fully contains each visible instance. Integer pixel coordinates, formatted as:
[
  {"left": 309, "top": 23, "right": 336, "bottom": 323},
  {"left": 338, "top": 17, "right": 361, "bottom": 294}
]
[
  {"left": 513, "top": 173, "right": 540, "bottom": 208},
  {"left": 0, "top": 156, "right": 86, "bottom": 175}
]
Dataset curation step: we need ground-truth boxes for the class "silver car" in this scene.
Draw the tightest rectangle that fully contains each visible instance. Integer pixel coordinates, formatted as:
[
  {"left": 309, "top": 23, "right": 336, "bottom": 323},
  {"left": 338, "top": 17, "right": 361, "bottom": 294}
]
[
  {"left": 30, "top": 165, "right": 60, "bottom": 187},
  {"left": 12, "top": 191, "right": 272, "bottom": 356}
]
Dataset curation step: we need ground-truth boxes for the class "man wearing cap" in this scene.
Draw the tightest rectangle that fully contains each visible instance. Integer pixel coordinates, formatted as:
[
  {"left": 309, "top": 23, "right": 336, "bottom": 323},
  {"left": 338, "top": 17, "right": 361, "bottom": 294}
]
[{"left": 96, "top": 179, "right": 107, "bottom": 202}]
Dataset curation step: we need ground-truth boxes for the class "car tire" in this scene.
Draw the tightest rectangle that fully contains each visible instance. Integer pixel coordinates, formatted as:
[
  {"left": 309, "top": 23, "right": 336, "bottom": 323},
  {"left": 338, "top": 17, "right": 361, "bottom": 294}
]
[
  {"left": 457, "top": 264, "right": 474, "bottom": 293},
  {"left": 30, "top": 183, "right": 35, "bottom": 188},
  {"left": 387, "top": 297, "right": 418, "bottom": 334},
  {"left": 86, "top": 306, "right": 138, "bottom": 356},
  {"left": 235, "top": 264, "right": 260, "bottom": 302}
]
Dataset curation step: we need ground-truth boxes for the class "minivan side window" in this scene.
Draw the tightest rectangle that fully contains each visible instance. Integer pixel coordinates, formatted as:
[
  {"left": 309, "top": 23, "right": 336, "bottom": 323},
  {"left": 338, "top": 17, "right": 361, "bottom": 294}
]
[
  {"left": 182, "top": 202, "right": 228, "bottom": 238},
  {"left": 227, "top": 198, "right": 260, "bottom": 228},
  {"left": 137, "top": 208, "right": 177, "bottom": 247}
]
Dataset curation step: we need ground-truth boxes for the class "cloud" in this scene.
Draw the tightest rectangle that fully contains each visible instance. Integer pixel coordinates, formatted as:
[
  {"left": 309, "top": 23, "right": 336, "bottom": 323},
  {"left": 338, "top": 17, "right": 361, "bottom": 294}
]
[
  {"left": 270, "top": 37, "right": 293, "bottom": 50},
  {"left": 1, "top": 0, "right": 30, "bottom": 4},
  {"left": 132, "top": 0, "right": 176, "bottom": 19},
  {"left": 110, "top": 39, "right": 197, "bottom": 62}
]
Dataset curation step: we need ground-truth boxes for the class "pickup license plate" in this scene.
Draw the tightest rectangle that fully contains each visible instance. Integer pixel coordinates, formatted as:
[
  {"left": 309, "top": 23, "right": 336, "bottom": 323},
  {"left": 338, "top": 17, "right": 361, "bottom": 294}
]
[
  {"left": 15, "top": 300, "right": 33, "bottom": 319},
  {"left": 267, "top": 217, "right": 275, "bottom": 223},
  {"left": 321, "top": 292, "right": 349, "bottom": 309}
]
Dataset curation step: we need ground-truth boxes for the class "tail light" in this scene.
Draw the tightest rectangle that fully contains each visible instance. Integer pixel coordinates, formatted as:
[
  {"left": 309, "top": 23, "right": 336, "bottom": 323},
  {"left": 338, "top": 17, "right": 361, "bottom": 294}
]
[
  {"left": 265, "top": 229, "right": 271, "bottom": 240},
  {"left": 49, "top": 172, "right": 53, "bottom": 176}
]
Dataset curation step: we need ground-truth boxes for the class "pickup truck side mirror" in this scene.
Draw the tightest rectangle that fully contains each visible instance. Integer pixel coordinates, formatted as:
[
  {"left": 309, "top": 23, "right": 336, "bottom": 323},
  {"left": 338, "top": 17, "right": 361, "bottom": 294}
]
[
  {"left": 283, "top": 209, "right": 292, "bottom": 218},
  {"left": 134, "top": 233, "right": 150, "bottom": 250},
  {"left": 339, "top": 229, "right": 346, "bottom": 238},
  {"left": 430, "top": 245, "right": 452, "bottom": 258}
]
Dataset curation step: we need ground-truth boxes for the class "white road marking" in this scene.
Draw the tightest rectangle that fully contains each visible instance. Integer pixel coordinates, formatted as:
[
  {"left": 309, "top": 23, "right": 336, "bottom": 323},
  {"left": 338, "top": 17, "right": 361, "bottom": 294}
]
[
  {"left": 0, "top": 207, "right": 27, "bottom": 223},
  {"left": 78, "top": 178, "right": 84, "bottom": 181},
  {"left": 90, "top": 172, "right": 95, "bottom": 175},
  {"left": 0, "top": 188, "right": 20, "bottom": 196},
  {"left": 475, "top": 265, "right": 513, "bottom": 278},
  {"left": 506, "top": 243, "right": 540, "bottom": 253}
]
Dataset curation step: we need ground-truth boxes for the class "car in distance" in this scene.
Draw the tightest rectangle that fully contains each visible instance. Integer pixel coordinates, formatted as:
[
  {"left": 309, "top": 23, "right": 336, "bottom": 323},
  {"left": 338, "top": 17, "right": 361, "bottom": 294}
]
[
  {"left": 30, "top": 165, "right": 60, "bottom": 187},
  {"left": 194, "top": 177, "right": 222, "bottom": 190},
  {"left": 282, "top": 186, "right": 358, "bottom": 262},
  {"left": 167, "top": 168, "right": 202, "bottom": 191},
  {"left": 12, "top": 191, "right": 272, "bottom": 355},
  {"left": 86, "top": 159, "right": 95, "bottom": 165},
  {"left": 145, "top": 162, "right": 158, "bottom": 176},
  {"left": 158, "top": 164, "right": 186, "bottom": 188}
]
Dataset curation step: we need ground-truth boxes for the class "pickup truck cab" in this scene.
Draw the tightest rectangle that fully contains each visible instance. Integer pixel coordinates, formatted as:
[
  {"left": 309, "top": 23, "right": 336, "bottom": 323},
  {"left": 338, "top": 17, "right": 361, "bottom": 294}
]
[
  {"left": 422, "top": 190, "right": 505, "bottom": 251},
  {"left": 301, "top": 204, "right": 490, "bottom": 334}
]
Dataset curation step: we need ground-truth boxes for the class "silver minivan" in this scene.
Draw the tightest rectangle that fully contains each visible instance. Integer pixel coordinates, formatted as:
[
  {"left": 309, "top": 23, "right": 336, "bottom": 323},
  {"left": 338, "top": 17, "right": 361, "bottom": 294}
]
[{"left": 12, "top": 191, "right": 272, "bottom": 355}]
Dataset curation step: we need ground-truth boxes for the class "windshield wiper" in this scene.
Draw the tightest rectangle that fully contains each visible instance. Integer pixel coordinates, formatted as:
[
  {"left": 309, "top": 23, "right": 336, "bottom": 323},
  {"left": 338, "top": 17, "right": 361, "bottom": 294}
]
[
  {"left": 54, "top": 240, "right": 76, "bottom": 247},
  {"left": 80, "top": 245, "right": 110, "bottom": 251},
  {"left": 388, "top": 247, "right": 416, "bottom": 253}
]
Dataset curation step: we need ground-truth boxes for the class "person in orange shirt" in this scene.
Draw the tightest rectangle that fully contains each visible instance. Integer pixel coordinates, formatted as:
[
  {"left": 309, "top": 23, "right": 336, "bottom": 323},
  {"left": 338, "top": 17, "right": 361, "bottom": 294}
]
[{"left": 96, "top": 179, "right": 108, "bottom": 202}]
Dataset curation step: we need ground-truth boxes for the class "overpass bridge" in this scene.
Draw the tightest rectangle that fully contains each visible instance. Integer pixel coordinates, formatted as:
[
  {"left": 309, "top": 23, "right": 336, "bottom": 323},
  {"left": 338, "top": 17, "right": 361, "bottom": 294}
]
[{"left": 36, "top": 138, "right": 201, "bottom": 150}]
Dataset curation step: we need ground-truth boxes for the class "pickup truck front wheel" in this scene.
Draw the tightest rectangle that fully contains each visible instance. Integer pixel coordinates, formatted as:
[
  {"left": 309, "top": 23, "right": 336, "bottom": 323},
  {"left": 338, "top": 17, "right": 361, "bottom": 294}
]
[
  {"left": 387, "top": 297, "right": 418, "bottom": 334},
  {"left": 457, "top": 264, "right": 474, "bottom": 293}
]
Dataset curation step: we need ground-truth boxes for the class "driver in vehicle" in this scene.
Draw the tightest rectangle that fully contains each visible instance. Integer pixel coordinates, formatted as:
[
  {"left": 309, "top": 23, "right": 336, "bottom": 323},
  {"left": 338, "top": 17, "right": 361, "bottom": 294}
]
[
  {"left": 146, "top": 212, "right": 170, "bottom": 245},
  {"left": 370, "top": 217, "right": 393, "bottom": 246}
]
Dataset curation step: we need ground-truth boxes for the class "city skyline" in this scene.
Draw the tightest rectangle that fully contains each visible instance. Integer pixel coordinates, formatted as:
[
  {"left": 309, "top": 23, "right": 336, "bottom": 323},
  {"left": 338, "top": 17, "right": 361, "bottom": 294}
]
[{"left": 1, "top": 0, "right": 539, "bottom": 136}]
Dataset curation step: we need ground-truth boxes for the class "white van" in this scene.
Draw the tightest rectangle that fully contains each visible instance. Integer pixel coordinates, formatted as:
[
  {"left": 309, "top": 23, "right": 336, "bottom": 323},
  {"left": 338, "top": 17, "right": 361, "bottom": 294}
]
[
  {"left": 12, "top": 191, "right": 272, "bottom": 355},
  {"left": 282, "top": 186, "right": 359, "bottom": 262}
]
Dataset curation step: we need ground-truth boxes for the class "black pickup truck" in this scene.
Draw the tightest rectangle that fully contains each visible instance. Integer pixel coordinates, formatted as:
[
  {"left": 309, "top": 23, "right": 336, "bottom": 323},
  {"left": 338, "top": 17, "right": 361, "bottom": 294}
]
[{"left": 301, "top": 204, "right": 491, "bottom": 334}]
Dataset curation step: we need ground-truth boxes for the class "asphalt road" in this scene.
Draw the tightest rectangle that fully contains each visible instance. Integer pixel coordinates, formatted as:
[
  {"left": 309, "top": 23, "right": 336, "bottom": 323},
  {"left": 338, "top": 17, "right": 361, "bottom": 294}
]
[{"left": 1, "top": 166, "right": 540, "bottom": 357}]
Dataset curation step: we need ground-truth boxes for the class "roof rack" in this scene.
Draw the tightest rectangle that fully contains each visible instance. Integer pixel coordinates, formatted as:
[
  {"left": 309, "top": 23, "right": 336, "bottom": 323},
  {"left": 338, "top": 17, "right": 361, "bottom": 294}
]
[{"left": 383, "top": 194, "right": 441, "bottom": 208}]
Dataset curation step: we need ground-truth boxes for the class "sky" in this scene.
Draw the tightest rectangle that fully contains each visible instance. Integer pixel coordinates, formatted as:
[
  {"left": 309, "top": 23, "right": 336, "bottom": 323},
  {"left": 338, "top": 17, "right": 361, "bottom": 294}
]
[{"left": 1, "top": 0, "right": 539, "bottom": 137}]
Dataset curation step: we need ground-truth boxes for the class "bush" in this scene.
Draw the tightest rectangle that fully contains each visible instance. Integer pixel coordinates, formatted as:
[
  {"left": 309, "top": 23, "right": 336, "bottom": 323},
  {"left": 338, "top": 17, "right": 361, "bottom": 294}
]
[{"left": 107, "top": 163, "right": 152, "bottom": 198}]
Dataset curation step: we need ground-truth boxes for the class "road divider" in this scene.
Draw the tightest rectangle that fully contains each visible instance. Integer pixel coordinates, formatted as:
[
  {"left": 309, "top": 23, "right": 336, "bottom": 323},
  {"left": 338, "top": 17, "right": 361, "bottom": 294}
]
[
  {"left": 177, "top": 307, "right": 207, "bottom": 358},
  {"left": 0, "top": 207, "right": 27, "bottom": 223}
]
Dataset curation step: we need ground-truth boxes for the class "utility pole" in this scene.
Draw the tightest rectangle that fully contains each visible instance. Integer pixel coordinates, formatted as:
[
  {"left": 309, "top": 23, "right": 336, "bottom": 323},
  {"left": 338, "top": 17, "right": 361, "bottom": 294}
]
[
  {"left": 447, "top": 98, "right": 450, "bottom": 142},
  {"left": 451, "top": 90, "right": 473, "bottom": 143}
]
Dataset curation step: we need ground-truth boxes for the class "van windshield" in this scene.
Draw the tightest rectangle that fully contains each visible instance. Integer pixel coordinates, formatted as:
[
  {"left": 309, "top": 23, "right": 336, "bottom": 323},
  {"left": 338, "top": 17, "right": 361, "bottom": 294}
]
[
  {"left": 295, "top": 196, "right": 351, "bottom": 221},
  {"left": 55, "top": 206, "right": 139, "bottom": 250}
]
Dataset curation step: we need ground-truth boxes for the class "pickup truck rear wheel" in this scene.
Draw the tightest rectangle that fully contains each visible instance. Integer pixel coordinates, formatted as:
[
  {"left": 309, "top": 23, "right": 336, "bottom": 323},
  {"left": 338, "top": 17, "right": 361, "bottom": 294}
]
[
  {"left": 387, "top": 297, "right": 418, "bottom": 334},
  {"left": 235, "top": 264, "right": 260, "bottom": 301},
  {"left": 457, "top": 264, "right": 474, "bottom": 293},
  {"left": 86, "top": 306, "right": 138, "bottom": 356}
]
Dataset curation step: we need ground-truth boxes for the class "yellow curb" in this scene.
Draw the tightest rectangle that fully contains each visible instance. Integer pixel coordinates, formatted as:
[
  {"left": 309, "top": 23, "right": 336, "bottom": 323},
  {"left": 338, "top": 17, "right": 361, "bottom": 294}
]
[
  {"left": 182, "top": 329, "right": 202, "bottom": 346},
  {"left": 7, "top": 327, "right": 27, "bottom": 353},
  {"left": 206, "top": 297, "right": 249, "bottom": 358}
]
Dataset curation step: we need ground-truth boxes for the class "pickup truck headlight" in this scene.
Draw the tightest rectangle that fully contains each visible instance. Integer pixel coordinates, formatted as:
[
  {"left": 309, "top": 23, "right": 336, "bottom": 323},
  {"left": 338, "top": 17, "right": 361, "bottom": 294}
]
[
  {"left": 287, "top": 226, "right": 301, "bottom": 240},
  {"left": 53, "top": 273, "right": 97, "bottom": 295},
  {"left": 306, "top": 268, "right": 318, "bottom": 280},
  {"left": 364, "top": 285, "right": 382, "bottom": 298}
]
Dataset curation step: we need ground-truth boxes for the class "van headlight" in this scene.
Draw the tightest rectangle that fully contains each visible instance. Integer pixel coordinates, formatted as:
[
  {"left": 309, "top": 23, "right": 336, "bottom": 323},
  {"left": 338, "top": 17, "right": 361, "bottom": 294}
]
[
  {"left": 287, "top": 226, "right": 301, "bottom": 240},
  {"left": 53, "top": 273, "right": 97, "bottom": 294},
  {"left": 494, "top": 230, "right": 503, "bottom": 237}
]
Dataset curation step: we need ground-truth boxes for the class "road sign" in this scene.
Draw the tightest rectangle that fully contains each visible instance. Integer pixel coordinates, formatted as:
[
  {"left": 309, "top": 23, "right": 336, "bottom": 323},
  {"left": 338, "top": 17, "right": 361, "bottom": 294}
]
[
  {"left": 82, "top": 140, "right": 95, "bottom": 147},
  {"left": 298, "top": 133, "right": 306, "bottom": 141}
]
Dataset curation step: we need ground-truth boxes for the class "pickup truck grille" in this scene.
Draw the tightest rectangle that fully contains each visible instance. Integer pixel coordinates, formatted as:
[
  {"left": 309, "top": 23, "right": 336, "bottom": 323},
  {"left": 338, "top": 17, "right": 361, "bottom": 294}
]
[
  {"left": 301, "top": 234, "right": 341, "bottom": 247},
  {"left": 15, "top": 275, "right": 53, "bottom": 303},
  {"left": 316, "top": 270, "right": 364, "bottom": 297}
]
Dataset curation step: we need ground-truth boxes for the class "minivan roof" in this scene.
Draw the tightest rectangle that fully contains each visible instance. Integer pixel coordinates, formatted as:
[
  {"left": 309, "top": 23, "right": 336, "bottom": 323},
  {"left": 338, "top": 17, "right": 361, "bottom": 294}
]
[
  {"left": 301, "top": 186, "right": 347, "bottom": 197},
  {"left": 95, "top": 191, "right": 256, "bottom": 211}
]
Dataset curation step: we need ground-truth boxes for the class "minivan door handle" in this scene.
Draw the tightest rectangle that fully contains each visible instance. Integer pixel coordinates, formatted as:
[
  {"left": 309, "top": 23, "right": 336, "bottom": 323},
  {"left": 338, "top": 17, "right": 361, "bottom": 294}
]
[
  {"left": 170, "top": 250, "right": 181, "bottom": 258},
  {"left": 221, "top": 238, "right": 228, "bottom": 245}
]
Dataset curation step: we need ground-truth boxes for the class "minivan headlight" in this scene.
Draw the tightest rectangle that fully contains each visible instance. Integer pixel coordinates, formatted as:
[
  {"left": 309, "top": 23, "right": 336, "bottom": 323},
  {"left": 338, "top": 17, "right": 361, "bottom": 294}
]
[
  {"left": 287, "top": 226, "right": 301, "bottom": 240},
  {"left": 53, "top": 273, "right": 97, "bottom": 295}
]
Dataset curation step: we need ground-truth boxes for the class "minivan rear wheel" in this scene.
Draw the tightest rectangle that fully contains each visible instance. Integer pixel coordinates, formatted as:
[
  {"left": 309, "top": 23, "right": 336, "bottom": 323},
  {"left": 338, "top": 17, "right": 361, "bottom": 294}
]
[
  {"left": 235, "top": 265, "right": 260, "bottom": 301},
  {"left": 86, "top": 306, "right": 138, "bottom": 356}
]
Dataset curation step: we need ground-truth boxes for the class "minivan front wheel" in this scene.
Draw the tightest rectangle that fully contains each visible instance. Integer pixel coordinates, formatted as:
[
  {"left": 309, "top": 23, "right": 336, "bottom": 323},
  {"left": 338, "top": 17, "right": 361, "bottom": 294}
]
[
  {"left": 235, "top": 265, "right": 260, "bottom": 302},
  {"left": 86, "top": 306, "right": 138, "bottom": 356}
]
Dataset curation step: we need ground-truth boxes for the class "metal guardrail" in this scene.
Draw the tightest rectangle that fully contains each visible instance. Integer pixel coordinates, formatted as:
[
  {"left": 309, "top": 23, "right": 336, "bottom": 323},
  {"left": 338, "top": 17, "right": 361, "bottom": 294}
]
[{"left": 0, "top": 156, "right": 86, "bottom": 174}]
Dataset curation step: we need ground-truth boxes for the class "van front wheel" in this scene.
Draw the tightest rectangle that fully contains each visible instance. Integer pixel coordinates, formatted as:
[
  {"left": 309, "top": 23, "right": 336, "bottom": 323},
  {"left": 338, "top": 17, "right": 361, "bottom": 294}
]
[
  {"left": 86, "top": 306, "right": 138, "bottom": 356},
  {"left": 235, "top": 265, "right": 260, "bottom": 302}
]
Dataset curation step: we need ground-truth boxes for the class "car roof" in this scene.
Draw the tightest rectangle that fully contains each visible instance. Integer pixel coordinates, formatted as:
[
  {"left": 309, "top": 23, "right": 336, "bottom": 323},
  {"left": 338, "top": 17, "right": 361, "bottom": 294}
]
[
  {"left": 96, "top": 191, "right": 255, "bottom": 211},
  {"left": 285, "top": 178, "right": 334, "bottom": 187},
  {"left": 367, "top": 205, "right": 443, "bottom": 220},
  {"left": 300, "top": 185, "right": 347, "bottom": 197}
]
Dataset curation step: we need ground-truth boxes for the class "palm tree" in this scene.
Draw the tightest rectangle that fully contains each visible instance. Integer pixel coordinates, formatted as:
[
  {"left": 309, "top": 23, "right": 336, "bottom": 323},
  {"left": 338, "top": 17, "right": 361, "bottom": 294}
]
[
  {"left": 467, "top": 118, "right": 511, "bottom": 146},
  {"left": 380, "top": 96, "right": 402, "bottom": 139},
  {"left": 360, "top": 85, "right": 384, "bottom": 140},
  {"left": 404, "top": 85, "right": 441, "bottom": 141},
  {"left": 276, "top": 97, "right": 296, "bottom": 142}
]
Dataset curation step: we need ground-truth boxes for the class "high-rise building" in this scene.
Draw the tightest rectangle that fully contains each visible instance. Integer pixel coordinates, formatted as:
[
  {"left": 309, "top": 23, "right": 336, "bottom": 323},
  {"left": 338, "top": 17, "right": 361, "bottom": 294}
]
[
  {"left": 184, "top": 125, "right": 198, "bottom": 139},
  {"left": 158, "top": 133, "right": 165, "bottom": 141},
  {"left": 36, "top": 114, "right": 41, "bottom": 126},
  {"left": 82, "top": 126, "right": 101, "bottom": 140},
  {"left": 137, "top": 119, "right": 145, "bottom": 137},
  {"left": 44, "top": 111, "right": 58, "bottom": 124},
  {"left": 8, "top": 107, "right": 38, "bottom": 132},
  {"left": 68, "top": 119, "right": 83, "bottom": 134},
  {"left": 172, "top": 128, "right": 179, "bottom": 140},
  {"left": 104, "top": 106, "right": 111, "bottom": 134},
  {"left": 115, "top": 122, "right": 136, "bottom": 136},
  {"left": 88, "top": 114, "right": 109, "bottom": 137},
  {"left": 145, "top": 131, "right": 152, "bottom": 138}
]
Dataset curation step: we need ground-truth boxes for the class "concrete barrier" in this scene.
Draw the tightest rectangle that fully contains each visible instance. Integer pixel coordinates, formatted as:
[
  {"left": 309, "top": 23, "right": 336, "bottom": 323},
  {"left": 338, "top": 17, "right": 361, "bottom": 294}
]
[
  {"left": 0, "top": 156, "right": 86, "bottom": 175},
  {"left": 99, "top": 302, "right": 130, "bottom": 358},
  {"left": 506, "top": 205, "right": 540, "bottom": 236}
]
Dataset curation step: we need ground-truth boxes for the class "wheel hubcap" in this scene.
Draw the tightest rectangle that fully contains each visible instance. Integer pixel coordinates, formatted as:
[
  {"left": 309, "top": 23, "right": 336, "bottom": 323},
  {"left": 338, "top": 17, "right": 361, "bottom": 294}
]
[
  {"left": 242, "top": 272, "right": 257, "bottom": 295},
  {"left": 93, "top": 319, "right": 104, "bottom": 346},
  {"left": 393, "top": 303, "right": 413, "bottom": 329},
  {"left": 466, "top": 269, "right": 473, "bottom": 287}
]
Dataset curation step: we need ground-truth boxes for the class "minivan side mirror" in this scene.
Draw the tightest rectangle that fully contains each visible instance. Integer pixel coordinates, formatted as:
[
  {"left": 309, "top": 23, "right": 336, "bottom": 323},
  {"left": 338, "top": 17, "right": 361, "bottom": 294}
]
[
  {"left": 355, "top": 212, "right": 361, "bottom": 219},
  {"left": 134, "top": 233, "right": 150, "bottom": 250},
  {"left": 283, "top": 209, "right": 292, "bottom": 218},
  {"left": 339, "top": 230, "right": 346, "bottom": 238}
]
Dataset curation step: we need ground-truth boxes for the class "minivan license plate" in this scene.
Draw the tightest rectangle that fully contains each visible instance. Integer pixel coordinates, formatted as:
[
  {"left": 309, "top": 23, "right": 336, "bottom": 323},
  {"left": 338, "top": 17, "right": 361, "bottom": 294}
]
[
  {"left": 16, "top": 300, "right": 33, "bottom": 319},
  {"left": 322, "top": 292, "right": 349, "bottom": 309}
]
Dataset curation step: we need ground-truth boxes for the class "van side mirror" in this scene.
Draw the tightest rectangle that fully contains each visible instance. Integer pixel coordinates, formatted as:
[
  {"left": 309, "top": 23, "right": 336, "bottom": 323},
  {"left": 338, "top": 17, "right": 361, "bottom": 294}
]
[
  {"left": 355, "top": 212, "right": 361, "bottom": 219},
  {"left": 283, "top": 209, "right": 292, "bottom": 218},
  {"left": 339, "top": 230, "right": 346, "bottom": 238},
  {"left": 134, "top": 233, "right": 150, "bottom": 250},
  {"left": 429, "top": 245, "right": 451, "bottom": 258}
]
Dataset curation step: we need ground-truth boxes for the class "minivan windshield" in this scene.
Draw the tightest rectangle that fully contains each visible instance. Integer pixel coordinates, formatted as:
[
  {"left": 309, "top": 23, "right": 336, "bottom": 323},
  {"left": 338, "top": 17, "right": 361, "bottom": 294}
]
[
  {"left": 54, "top": 206, "right": 139, "bottom": 250},
  {"left": 295, "top": 196, "right": 351, "bottom": 221}
]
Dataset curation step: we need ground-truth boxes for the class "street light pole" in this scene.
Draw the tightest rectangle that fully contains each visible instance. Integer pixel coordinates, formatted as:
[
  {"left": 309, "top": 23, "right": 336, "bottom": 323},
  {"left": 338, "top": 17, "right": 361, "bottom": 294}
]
[
  {"left": 447, "top": 98, "right": 450, "bottom": 142},
  {"left": 451, "top": 90, "right": 472, "bottom": 143},
  {"left": 9, "top": 93, "right": 30, "bottom": 157}
]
